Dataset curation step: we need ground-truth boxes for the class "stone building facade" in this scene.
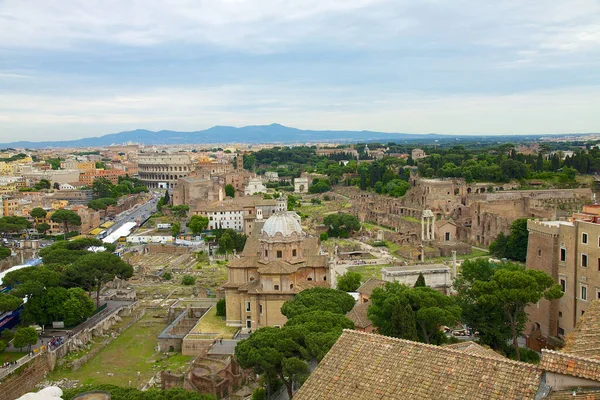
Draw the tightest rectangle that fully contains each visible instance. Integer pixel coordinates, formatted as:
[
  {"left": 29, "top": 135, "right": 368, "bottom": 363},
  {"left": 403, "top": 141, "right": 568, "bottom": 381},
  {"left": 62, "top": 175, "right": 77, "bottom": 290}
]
[
  {"left": 138, "top": 153, "right": 193, "bottom": 190},
  {"left": 526, "top": 217, "right": 600, "bottom": 343},
  {"left": 222, "top": 211, "right": 329, "bottom": 331}
]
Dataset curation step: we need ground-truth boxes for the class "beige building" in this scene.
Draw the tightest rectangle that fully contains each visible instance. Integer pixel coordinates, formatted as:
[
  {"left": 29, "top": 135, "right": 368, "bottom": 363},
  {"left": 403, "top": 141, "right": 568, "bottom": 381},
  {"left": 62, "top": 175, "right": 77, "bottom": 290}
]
[
  {"left": 526, "top": 216, "right": 600, "bottom": 343},
  {"left": 222, "top": 211, "right": 329, "bottom": 331}
]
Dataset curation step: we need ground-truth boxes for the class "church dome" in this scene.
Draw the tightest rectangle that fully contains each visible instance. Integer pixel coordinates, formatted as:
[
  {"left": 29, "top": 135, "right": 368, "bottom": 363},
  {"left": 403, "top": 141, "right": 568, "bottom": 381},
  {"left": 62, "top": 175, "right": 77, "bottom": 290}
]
[{"left": 262, "top": 211, "right": 303, "bottom": 238}]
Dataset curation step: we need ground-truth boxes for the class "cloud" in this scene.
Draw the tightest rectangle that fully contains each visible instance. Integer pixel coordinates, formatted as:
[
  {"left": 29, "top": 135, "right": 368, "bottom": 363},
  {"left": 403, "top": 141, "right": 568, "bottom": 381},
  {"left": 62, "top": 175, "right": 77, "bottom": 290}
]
[
  {"left": 1, "top": 85, "right": 599, "bottom": 140},
  {"left": 0, "top": 0, "right": 599, "bottom": 140}
]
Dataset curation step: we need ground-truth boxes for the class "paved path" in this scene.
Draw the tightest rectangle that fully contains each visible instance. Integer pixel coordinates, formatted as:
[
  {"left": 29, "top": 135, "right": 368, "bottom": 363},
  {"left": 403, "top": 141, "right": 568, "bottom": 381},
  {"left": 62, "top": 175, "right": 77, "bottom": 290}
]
[{"left": 208, "top": 339, "right": 239, "bottom": 355}]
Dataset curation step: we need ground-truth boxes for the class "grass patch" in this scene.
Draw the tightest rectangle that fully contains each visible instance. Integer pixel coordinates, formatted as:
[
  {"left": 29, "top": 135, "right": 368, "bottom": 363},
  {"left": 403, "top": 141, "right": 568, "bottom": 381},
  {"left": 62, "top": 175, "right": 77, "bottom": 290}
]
[
  {"left": 189, "top": 307, "right": 238, "bottom": 339},
  {"left": 348, "top": 264, "right": 392, "bottom": 281},
  {"left": 0, "top": 352, "right": 27, "bottom": 363},
  {"left": 47, "top": 313, "right": 192, "bottom": 387}
]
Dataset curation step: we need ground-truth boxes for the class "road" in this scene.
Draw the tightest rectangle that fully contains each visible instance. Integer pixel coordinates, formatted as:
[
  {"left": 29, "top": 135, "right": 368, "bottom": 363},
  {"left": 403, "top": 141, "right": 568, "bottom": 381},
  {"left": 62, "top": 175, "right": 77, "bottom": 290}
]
[{"left": 106, "top": 192, "right": 160, "bottom": 236}]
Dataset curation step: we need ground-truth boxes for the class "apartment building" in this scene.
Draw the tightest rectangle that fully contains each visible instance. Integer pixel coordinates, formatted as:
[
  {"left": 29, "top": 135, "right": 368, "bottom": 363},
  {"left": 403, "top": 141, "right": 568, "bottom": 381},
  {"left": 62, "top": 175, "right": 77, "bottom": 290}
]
[{"left": 526, "top": 212, "right": 600, "bottom": 342}]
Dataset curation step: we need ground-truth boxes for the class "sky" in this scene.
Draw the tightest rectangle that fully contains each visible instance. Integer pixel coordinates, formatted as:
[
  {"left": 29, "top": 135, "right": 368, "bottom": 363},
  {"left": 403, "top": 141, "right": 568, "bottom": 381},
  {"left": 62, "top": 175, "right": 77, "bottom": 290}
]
[{"left": 0, "top": 0, "right": 599, "bottom": 141}]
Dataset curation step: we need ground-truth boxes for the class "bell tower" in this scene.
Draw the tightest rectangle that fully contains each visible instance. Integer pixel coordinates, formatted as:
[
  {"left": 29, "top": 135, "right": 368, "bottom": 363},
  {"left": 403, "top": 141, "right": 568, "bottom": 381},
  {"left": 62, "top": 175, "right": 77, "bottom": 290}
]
[{"left": 236, "top": 153, "right": 244, "bottom": 171}]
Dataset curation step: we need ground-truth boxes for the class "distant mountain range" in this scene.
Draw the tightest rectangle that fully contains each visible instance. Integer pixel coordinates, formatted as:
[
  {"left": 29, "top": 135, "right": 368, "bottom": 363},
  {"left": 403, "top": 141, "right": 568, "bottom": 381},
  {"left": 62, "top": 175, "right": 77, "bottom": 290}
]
[{"left": 0, "top": 124, "right": 450, "bottom": 148}]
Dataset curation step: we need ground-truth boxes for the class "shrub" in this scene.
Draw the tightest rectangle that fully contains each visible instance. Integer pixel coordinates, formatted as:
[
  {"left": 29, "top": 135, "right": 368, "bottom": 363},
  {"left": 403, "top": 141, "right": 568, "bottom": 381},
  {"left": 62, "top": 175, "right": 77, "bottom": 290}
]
[
  {"left": 252, "top": 387, "right": 267, "bottom": 400},
  {"left": 216, "top": 299, "right": 226, "bottom": 317},
  {"left": 182, "top": 275, "right": 196, "bottom": 286},
  {"left": 323, "top": 195, "right": 331, "bottom": 201},
  {"left": 319, "top": 233, "right": 329, "bottom": 241},
  {"left": 311, "top": 198, "right": 322, "bottom": 205},
  {"left": 0, "top": 340, "right": 6, "bottom": 353},
  {"left": 162, "top": 272, "right": 172, "bottom": 281},
  {"left": 1, "top": 329, "right": 14, "bottom": 342}
]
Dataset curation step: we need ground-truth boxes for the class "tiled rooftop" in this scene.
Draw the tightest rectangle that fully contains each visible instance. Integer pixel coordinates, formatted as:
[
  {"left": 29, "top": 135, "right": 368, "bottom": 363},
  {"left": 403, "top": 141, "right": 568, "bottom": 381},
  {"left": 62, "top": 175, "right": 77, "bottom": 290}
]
[
  {"left": 356, "top": 277, "right": 385, "bottom": 296},
  {"left": 541, "top": 350, "right": 600, "bottom": 382},
  {"left": 294, "top": 330, "right": 542, "bottom": 400},
  {"left": 345, "top": 303, "right": 371, "bottom": 329},
  {"left": 562, "top": 300, "right": 600, "bottom": 360}
]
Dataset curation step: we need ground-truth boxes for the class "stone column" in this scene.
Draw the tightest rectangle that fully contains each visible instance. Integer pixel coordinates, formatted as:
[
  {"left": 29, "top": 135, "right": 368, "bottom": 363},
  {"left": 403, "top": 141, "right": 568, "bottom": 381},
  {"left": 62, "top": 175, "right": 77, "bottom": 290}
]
[
  {"left": 426, "top": 217, "right": 430, "bottom": 240},
  {"left": 421, "top": 216, "right": 425, "bottom": 241},
  {"left": 431, "top": 217, "right": 435, "bottom": 240}
]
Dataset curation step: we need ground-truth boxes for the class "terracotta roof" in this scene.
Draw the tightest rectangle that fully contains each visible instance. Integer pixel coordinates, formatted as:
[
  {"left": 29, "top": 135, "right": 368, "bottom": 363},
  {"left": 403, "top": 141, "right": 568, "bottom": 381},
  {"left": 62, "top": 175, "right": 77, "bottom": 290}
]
[
  {"left": 294, "top": 330, "right": 542, "bottom": 400},
  {"left": 563, "top": 299, "right": 600, "bottom": 360},
  {"left": 356, "top": 277, "right": 385, "bottom": 296},
  {"left": 541, "top": 350, "right": 600, "bottom": 383},
  {"left": 443, "top": 341, "right": 506, "bottom": 360},
  {"left": 257, "top": 260, "right": 300, "bottom": 275},
  {"left": 345, "top": 303, "right": 371, "bottom": 329}
]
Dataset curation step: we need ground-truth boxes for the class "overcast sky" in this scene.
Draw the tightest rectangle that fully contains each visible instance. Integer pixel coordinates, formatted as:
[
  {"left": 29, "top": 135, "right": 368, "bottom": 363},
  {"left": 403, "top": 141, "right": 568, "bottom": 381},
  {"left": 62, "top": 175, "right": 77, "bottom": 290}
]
[{"left": 1, "top": 0, "right": 599, "bottom": 141}]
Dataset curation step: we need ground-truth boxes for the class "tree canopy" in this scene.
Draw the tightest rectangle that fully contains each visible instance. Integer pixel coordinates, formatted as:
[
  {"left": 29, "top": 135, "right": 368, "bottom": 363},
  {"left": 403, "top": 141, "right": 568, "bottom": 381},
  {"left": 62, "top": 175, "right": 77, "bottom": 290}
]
[
  {"left": 368, "top": 282, "right": 461, "bottom": 344},
  {"left": 50, "top": 209, "right": 81, "bottom": 234},
  {"left": 280, "top": 287, "right": 355, "bottom": 319},
  {"left": 225, "top": 184, "right": 235, "bottom": 198},
  {"left": 471, "top": 266, "right": 562, "bottom": 360},
  {"left": 489, "top": 218, "right": 529, "bottom": 261},
  {"left": 323, "top": 213, "right": 361, "bottom": 238},
  {"left": 187, "top": 215, "right": 209, "bottom": 234},
  {"left": 13, "top": 327, "right": 38, "bottom": 351},
  {"left": 67, "top": 252, "right": 133, "bottom": 307},
  {"left": 29, "top": 207, "right": 47, "bottom": 220},
  {"left": 0, "top": 216, "right": 32, "bottom": 234},
  {"left": 336, "top": 271, "right": 362, "bottom": 292}
]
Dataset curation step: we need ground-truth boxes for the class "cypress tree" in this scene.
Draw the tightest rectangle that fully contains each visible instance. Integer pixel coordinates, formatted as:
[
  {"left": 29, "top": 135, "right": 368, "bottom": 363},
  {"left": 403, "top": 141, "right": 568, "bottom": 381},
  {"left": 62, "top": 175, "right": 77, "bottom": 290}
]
[
  {"left": 391, "top": 301, "right": 418, "bottom": 341},
  {"left": 414, "top": 272, "right": 426, "bottom": 287}
]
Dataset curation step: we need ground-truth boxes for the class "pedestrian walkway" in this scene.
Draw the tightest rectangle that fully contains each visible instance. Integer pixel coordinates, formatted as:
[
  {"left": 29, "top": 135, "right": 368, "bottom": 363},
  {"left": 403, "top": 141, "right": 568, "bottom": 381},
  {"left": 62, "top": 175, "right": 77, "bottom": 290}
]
[{"left": 207, "top": 339, "right": 239, "bottom": 355}]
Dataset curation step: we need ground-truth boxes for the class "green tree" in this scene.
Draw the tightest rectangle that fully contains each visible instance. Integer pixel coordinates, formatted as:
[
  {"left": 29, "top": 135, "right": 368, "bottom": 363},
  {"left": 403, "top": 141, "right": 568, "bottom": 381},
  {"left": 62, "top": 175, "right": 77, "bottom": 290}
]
[
  {"left": 36, "top": 222, "right": 50, "bottom": 234},
  {"left": 92, "top": 177, "right": 115, "bottom": 198},
  {"left": 87, "top": 197, "right": 117, "bottom": 219},
  {"left": 170, "top": 205, "right": 189, "bottom": 220},
  {"left": 284, "top": 310, "right": 354, "bottom": 360},
  {"left": 308, "top": 180, "right": 331, "bottom": 194},
  {"left": 50, "top": 209, "right": 82, "bottom": 235},
  {"left": 171, "top": 222, "right": 181, "bottom": 238},
  {"left": 0, "top": 246, "right": 10, "bottom": 261},
  {"left": 0, "top": 339, "right": 6, "bottom": 353},
  {"left": 281, "top": 287, "right": 355, "bottom": 319},
  {"left": 29, "top": 207, "right": 47, "bottom": 223},
  {"left": 163, "top": 190, "right": 170, "bottom": 205},
  {"left": 390, "top": 300, "right": 419, "bottom": 341},
  {"left": 62, "top": 288, "right": 96, "bottom": 327},
  {"left": 235, "top": 326, "right": 309, "bottom": 399},
  {"left": 323, "top": 214, "right": 360, "bottom": 238},
  {"left": 252, "top": 388, "right": 267, "bottom": 400},
  {"left": 13, "top": 327, "right": 38, "bottom": 351},
  {"left": 225, "top": 184, "right": 235, "bottom": 198},
  {"left": 0, "top": 293, "right": 21, "bottom": 313},
  {"left": 319, "top": 232, "right": 328, "bottom": 241},
  {"left": 336, "top": 271, "right": 362, "bottom": 292},
  {"left": 216, "top": 299, "right": 226, "bottom": 316},
  {"left": 506, "top": 218, "right": 529, "bottom": 262},
  {"left": 187, "top": 215, "right": 209, "bottom": 234},
  {"left": 0, "top": 216, "right": 32, "bottom": 234},
  {"left": 472, "top": 268, "right": 563, "bottom": 360},
  {"left": 218, "top": 233, "right": 235, "bottom": 254},
  {"left": 67, "top": 252, "right": 133, "bottom": 307},
  {"left": 414, "top": 272, "right": 426, "bottom": 287},
  {"left": 368, "top": 282, "right": 461, "bottom": 344}
]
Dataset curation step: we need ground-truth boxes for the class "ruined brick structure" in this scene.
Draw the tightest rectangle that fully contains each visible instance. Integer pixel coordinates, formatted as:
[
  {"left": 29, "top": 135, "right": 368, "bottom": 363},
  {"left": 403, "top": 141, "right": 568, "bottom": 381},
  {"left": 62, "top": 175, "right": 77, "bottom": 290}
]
[
  {"left": 162, "top": 355, "right": 246, "bottom": 399},
  {"left": 336, "top": 175, "right": 592, "bottom": 246}
]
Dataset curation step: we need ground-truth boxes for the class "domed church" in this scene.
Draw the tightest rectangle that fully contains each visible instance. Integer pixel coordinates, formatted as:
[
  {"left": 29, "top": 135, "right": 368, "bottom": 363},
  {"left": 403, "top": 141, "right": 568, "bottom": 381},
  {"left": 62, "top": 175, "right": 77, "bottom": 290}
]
[{"left": 222, "top": 210, "right": 330, "bottom": 330}]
